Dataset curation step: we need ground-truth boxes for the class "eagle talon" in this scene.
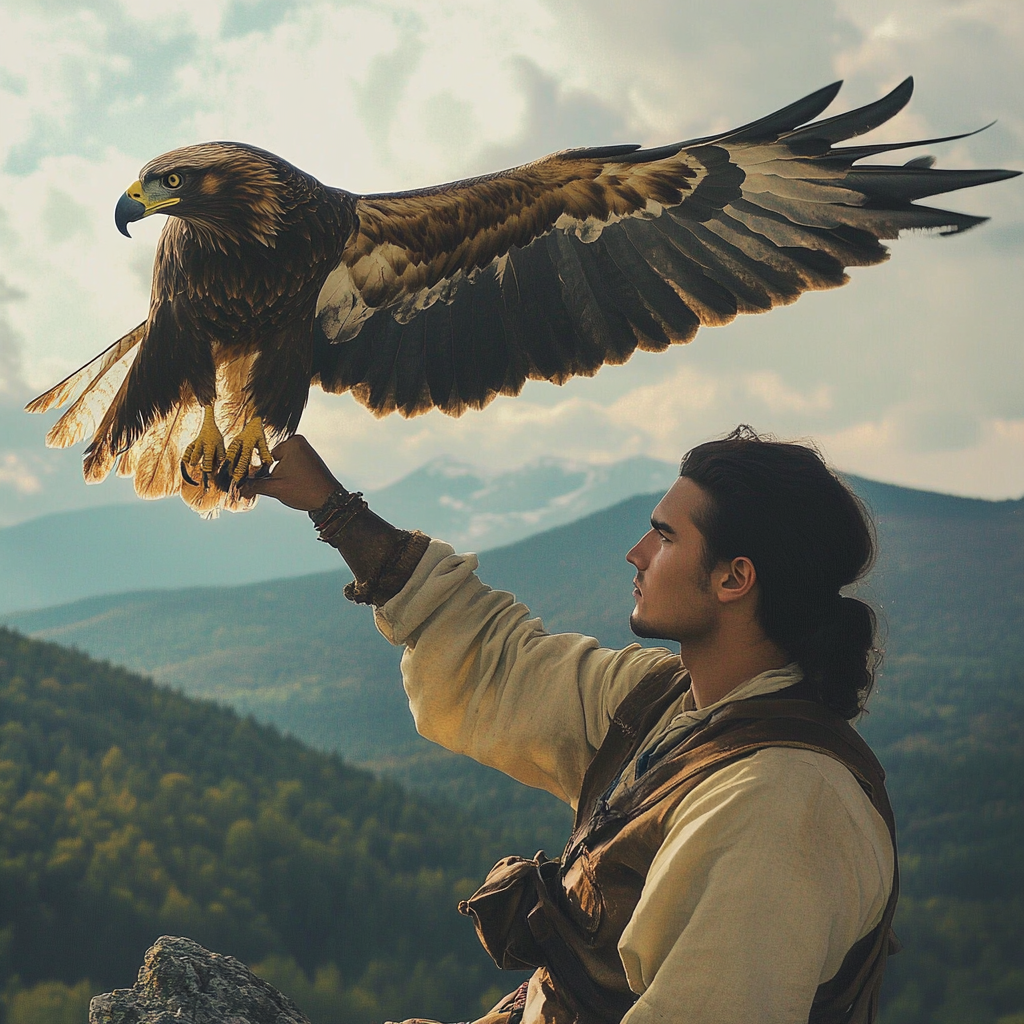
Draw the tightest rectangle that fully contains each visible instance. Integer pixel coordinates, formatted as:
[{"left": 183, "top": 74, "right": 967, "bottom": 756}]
[
  {"left": 224, "top": 416, "right": 272, "bottom": 484},
  {"left": 182, "top": 405, "right": 227, "bottom": 488}
]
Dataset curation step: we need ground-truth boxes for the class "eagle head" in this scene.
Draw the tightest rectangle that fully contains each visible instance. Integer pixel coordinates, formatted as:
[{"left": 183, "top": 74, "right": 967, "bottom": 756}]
[{"left": 114, "top": 142, "right": 298, "bottom": 248}]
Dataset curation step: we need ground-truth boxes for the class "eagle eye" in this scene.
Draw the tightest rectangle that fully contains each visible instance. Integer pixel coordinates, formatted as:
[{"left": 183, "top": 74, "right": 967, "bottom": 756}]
[{"left": 163, "top": 173, "right": 183, "bottom": 189}]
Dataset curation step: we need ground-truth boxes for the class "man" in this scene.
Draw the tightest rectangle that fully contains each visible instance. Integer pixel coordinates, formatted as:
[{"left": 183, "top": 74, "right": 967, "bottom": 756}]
[{"left": 242, "top": 427, "right": 897, "bottom": 1024}]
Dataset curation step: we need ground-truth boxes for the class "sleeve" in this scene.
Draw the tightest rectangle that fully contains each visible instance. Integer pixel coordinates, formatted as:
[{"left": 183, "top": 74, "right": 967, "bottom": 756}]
[
  {"left": 373, "top": 540, "right": 676, "bottom": 807},
  {"left": 616, "top": 748, "right": 895, "bottom": 1024}
]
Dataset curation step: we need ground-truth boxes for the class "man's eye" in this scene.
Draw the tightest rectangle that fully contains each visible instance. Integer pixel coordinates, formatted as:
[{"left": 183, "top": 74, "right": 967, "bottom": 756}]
[{"left": 163, "top": 173, "right": 183, "bottom": 189}]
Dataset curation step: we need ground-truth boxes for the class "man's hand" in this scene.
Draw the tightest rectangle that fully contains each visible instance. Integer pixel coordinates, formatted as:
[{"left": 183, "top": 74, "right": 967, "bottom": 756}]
[{"left": 238, "top": 435, "right": 343, "bottom": 511}]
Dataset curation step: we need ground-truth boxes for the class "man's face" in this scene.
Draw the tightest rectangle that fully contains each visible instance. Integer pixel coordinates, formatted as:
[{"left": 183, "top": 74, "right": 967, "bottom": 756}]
[{"left": 626, "top": 477, "right": 718, "bottom": 643}]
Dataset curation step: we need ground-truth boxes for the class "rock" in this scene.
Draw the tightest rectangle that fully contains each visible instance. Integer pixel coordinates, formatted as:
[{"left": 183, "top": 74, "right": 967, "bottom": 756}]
[{"left": 89, "top": 935, "right": 311, "bottom": 1024}]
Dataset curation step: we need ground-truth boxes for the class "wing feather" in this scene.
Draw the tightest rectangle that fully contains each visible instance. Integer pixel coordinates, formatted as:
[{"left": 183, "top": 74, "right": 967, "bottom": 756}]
[
  {"left": 720, "top": 203, "right": 886, "bottom": 268},
  {"left": 393, "top": 313, "right": 432, "bottom": 415},
  {"left": 623, "top": 218, "right": 739, "bottom": 326},
  {"left": 653, "top": 217, "right": 776, "bottom": 313},
  {"left": 26, "top": 323, "right": 145, "bottom": 416},
  {"left": 450, "top": 268, "right": 493, "bottom": 410},
  {"left": 313, "top": 77, "right": 1016, "bottom": 418},
  {"left": 573, "top": 235, "right": 662, "bottom": 357},
  {"left": 749, "top": 188, "right": 987, "bottom": 236},
  {"left": 506, "top": 241, "right": 584, "bottom": 384},
  {"left": 423, "top": 301, "right": 459, "bottom": 411},
  {"left": 353, "top": 312, "right": 405, "bottom": 415},
  {"left": 469, "top": 270, "right": 512, "bottom": 401},
  {"left": 597, "top": 231, "right": 700, "bottom": 348},
  {"left": 42, "top": 341, "right": 142, "bottom": 449},
  {"left": 706, "top": 82, "right": 844, "bottom": 144},
  {"left": 548, "top": 232, "right": 622, "bottom": 372},
  {"left": 781, "top": 77, "right": 915, "bottom": 145}
]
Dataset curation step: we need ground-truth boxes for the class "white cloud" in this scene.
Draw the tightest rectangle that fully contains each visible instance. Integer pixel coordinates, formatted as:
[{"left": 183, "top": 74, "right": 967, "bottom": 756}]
[
  {"left": 743, "top": 372, "right": 833, "bottom": 415},
  {"left": 820, "top": 414, "right": 1024, "bottom": 498},
  {"left": 297, "top": 388, "right": 645, "bottom": 489},
  {"left": 115, "top": 0, "right": 234, "bottom": 38},
  {"left": 0, "top": 452, "right": 41, "bottom": 494}
]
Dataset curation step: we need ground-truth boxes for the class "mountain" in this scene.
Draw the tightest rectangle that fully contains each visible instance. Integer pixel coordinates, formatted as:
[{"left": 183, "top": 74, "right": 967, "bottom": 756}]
[
  {"left": 0, "top": 499, "right": 337, "bottom": 616},
  {"left": 0, "top": 455, "right": 678, "bottom": 615},
  {"left": 5, "top": 476, "right": 1022, "bottom": 798},
  {"left": 370, "top": 454, "right": 678, "bottom": 546}
]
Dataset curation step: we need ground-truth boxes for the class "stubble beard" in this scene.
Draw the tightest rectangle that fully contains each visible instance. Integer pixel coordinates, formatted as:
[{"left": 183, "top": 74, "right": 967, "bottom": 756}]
[
  {"left": 629, "top": 608, "right": 716, "bottom": 644},
  {"left": 629, "top": 607, "right": 666, "bottom": 640},
  {"left": 629, "top": 580, "right": 717, "bottom": 644}
]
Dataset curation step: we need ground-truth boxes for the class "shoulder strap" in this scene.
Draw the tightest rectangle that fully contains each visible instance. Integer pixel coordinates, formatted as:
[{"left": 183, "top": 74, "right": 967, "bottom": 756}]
[
  {"left": 570, "top": 659, "right": 690, "bottom": 836},
  {"left": 617, "top": 698, "right": 895, "bottom": 863}
]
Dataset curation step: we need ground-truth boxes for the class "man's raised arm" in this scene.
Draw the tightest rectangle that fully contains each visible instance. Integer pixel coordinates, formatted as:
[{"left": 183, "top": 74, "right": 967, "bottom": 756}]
[{"left": 242, "top": 438, "right": 675, "bottom": 806}]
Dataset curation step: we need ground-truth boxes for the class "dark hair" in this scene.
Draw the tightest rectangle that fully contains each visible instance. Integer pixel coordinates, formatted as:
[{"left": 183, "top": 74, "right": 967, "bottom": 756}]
[{"left": 679, "top": 426, "right": 879, "bottom": 719}]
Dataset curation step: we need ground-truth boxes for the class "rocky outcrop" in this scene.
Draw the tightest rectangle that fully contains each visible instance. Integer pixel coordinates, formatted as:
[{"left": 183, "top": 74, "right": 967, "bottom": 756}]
[{"left": 89, "top": 935, "right": 310, "bottom": 1024}]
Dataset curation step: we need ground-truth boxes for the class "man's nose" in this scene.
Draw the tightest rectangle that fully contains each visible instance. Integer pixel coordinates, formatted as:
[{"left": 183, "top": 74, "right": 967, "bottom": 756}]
[{"left": 626, "top": 534, "right": 649, "bottom": 569}]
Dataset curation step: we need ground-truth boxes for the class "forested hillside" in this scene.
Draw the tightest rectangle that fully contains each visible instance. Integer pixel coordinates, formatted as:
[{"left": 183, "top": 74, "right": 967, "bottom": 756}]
[{"left": 0, "top": 628, "right": 517, "bottom": 1024}]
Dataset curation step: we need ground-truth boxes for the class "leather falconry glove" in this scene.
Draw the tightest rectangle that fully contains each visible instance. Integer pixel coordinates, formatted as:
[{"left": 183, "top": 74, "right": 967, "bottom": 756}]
[{"left": 310, "top": 489, "right": 430, "bottom": 606}]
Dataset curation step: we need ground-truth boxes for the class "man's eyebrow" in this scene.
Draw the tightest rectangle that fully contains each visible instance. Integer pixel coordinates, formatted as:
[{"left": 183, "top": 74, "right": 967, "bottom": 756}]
[{"left": 651, "top": 517, "right": 675, "bottom": 536}]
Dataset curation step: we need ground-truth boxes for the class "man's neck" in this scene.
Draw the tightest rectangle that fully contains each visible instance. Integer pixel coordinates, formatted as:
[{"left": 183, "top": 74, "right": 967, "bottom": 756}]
[{"left": 682, "top": 634, "right": 791, "bottom": 709}]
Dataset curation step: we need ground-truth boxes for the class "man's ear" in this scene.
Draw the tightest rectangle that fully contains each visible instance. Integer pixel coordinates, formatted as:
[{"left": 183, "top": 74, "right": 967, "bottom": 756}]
[{"left": 716, "top": 556, "right": 757, "bottom": 604}]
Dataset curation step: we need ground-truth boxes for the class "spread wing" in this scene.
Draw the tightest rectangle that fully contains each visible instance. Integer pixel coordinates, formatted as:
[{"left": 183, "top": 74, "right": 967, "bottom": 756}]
[{"left": 312, "top": 77, "right": 1018, "bottom": 418}]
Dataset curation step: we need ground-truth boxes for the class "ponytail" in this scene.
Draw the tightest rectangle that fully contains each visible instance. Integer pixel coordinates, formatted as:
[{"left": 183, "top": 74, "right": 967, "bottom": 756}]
[{"left": 772, "top": 595, "right": 878, "bottom": 719}]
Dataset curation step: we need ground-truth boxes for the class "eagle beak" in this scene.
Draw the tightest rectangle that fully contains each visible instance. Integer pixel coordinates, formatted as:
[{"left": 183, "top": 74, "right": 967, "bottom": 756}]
[
  {"left": 115, "top": 182, "right": 147, "bottom": 237},
  {"left": 114, "top": 179, "right": 180, "bottom": 237}
]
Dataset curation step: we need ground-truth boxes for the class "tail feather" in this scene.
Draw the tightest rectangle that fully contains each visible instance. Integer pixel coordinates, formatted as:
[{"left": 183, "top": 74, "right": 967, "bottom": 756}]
[
  {"left": 82, "top": 357, "right": 145, "bottom": 484},
  {"left": 112, "top": 359, "right": 266, "bottom": 516},
  {"left": 117, "top": 401, "right": 202, "bottom": 499},
  {"left": 82, "top": 434, "right": 117, "bottom": 485},
  {"left": 112, "top": 399, "right": 259, "bottom": 516}
]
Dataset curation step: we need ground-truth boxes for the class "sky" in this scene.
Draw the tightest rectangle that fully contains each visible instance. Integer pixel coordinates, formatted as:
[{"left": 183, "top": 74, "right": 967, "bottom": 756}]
[{"left": 0, "top": 0, "right": 1021, "bottom": 525}]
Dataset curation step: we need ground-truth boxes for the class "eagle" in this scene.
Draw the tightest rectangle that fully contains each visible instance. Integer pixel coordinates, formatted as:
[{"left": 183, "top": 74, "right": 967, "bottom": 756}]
[{"left": 28, "top": 77, "right": 1018, "bottom": 515}]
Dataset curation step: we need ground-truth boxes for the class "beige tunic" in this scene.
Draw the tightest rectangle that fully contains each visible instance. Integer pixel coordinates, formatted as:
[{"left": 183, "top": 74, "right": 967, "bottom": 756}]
[{"left": 374, "top": 541, "right": 894, "bottom": 1024}]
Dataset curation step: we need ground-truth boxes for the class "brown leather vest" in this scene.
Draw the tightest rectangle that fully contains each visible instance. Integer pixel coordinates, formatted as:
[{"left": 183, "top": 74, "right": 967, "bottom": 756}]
[{"left": 464, "top": 664, "right": 899, "bottom": 1024}]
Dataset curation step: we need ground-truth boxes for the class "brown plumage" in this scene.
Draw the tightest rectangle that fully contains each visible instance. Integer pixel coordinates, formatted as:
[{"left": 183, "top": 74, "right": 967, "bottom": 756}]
[{"left": 27, "top": 77, "right": 1018, "bottom": 514}]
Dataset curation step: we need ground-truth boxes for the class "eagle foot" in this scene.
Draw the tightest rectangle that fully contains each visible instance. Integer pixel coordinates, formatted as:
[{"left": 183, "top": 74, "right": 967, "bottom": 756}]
[
  {"left": 181, "top": 406, "right": 227, "bottom": 489},
  {"left": 224, "top": 416, "right": 274, "bottom": 484}
]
